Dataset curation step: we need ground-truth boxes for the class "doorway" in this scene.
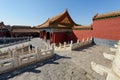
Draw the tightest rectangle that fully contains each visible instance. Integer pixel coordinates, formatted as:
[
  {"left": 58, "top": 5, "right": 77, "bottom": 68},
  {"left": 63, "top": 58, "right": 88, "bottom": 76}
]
[{"left": 46, "top": 32, "right": 50, "bottom": 39}]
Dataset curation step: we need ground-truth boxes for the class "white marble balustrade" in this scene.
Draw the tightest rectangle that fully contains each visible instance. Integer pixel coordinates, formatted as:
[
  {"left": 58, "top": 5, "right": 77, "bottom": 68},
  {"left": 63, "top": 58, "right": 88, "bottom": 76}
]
[
  {"left": 91, "top": 40, "right": 120, "bottom": 80},
  {"left": 0, "top": 42, "right": 54, "bottom": 74}
]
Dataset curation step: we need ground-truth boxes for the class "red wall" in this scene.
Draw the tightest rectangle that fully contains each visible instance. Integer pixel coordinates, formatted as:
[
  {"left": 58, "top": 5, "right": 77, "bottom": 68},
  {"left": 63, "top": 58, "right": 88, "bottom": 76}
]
[
  {"left": 0, "top": 32, "right": 7, "bottom": 37},
  {"left": 52, "top": 32, "right": 77, "bottom": 44},
  {"left": 52, "top": 30, "right": 93, "bottom": 44},
  {"left": 93, "top": 17, "right": 120, "bottom": 40},
  {"left": 53, "top": 32, "right": 67, "bottom": 44},
  {"left": 67, "top": 32, "right": 77, "bottom": 42},
  {"left": 40, "top": 17, "right": 120, "bottom": 44},
  {"left": 73, "top": 30, "right": 92, "bottom": 41}
]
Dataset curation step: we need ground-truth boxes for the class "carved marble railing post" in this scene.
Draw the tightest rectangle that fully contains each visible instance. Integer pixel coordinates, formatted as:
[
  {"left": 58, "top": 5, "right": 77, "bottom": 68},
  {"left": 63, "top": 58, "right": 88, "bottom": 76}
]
[
  {"left": 77, "top": 39, "right": 80, "bottom": 44},
  {"left": 53, "top": 43, "right": 56, "bottom": 50},
  {"left": 82, "top": 38, "right": 85, "bottom": 46},
  {"left": 82, "top": 38, "right": 85, "bottom": 42},
  {"left": 70, "top": 40, "right": 73, "bottom": 50},
  {"left": 79, "top": 41, "right": 83, "bottom": 48},
  {"left": 51, "top": 44, "right": 54, "bottom": 54},
  {"left": 64, "top": 42, "right": 66, "bottom": 49},
  {"left": 70, "top": 40, "right": 73, "bottom": 45},
  {"left": 36, "top": 47, "right": 40, "bottom": 61},
  {"left": 12, "top": 49, "right": 19, "bottom": 68},
  {"left": 89, "top": 37, "right": 93, "bottom": 44},
  {"left": 59, "top": 43, "right": 62, "bottom": 49},
  {"left": 21, "top": 44, "right": 24, "bottom": 54},
  {"left": 48, "top": 44, "right": 51, "bottom": 49},
  {"left": 8, "top": 48, "right": 12, "bottom": 58},
  {"left": 85, "top": 38, "right": 89, "bottom": 45},
  {"left": 87, "top": 37, "right": 89, "bottom": 42},
  {"left": 35, "top": 46, "right": 38, "bottom": 53},
  {"left": 28, "top": 44, "right": 31, "bottom": 53},
  {"left": 87, "top": 38, "right": 90, "bottom": 45}
]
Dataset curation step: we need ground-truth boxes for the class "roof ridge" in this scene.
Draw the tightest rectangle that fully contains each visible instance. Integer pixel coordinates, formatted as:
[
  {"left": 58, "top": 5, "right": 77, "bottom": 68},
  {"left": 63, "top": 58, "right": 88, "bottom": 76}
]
[
  {"left": 50, "top": 10, "right": 68, "bottom": 22},
  {"left": 93, "top": 10, "right": 120, "bottom": 20},
  {"left": 36, "top": 18, "right": 50, "bottom": 28},
  {"left": 36, "top": 9, "right": 80, "bottom": 28}
]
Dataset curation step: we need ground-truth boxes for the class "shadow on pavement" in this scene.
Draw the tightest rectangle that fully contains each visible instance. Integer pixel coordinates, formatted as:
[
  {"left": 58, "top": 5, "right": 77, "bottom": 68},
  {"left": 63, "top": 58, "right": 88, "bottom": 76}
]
[
  {"left": 0, "top": 54, "right": 71, "bottom": 80},
  {"left": 74, "top": 44, "right": 95, "bottom": 51}
]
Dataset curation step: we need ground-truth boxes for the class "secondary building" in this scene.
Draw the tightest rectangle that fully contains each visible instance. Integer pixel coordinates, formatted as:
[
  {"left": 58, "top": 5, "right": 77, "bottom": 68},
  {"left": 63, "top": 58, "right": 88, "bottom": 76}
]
[{"left": 11, "top": 25, "right": 40, "bottom": 37}]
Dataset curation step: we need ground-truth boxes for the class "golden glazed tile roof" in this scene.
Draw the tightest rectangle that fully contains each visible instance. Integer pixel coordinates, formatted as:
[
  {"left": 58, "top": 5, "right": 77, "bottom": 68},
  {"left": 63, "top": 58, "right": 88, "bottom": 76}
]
[
  {"left": 73, "top": 25, "right": 92, "bottom": 30},
  {"left": 12, "top": 28, "right": 40, "bottom": 33},
  {"left": 93, "top": 10, "right": 120, "bottom": 20},
  {"left": 74, "top": 24, "right": 92, "bottom": 28},
  {"left": 36, "top": 10, "right": 79, "bottom": 28},
  {"left": 12, "top": 25, "right": 31, "bottom": 29},
  {"left": 37, "top": 19, "right": 50, "bottom": 28}
]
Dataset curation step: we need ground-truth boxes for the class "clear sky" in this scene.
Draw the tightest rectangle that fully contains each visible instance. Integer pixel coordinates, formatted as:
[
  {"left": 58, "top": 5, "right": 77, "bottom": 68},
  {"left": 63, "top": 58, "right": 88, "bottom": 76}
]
[{"left": 0, "top": 0, "right": 120, "bottom": 26}]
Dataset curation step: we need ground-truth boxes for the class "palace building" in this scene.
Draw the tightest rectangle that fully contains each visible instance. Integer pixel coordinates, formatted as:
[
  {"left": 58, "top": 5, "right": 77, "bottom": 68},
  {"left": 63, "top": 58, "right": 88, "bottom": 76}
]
[
  {"left": 37, "top": 10, "right": 120, "bottom": 46},
  {"left": 11, "top": 25, "right": 39, "bottom": 37},
  {"left": 36, "top": 10, "right": 81, "bottom": 44},
  {"left": 1, "top": 10, "right": 120, "bottom": 46},
  {"left": 36, "top": 10, "right": 93, "bottom": 44},
  {"left": 0, "top": 22, "right": 40, "bottom": 38}
]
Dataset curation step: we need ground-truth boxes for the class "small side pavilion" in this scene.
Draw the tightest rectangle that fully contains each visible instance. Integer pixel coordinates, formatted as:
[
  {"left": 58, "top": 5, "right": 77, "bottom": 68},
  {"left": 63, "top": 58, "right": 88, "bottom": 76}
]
[{"left": 36, "top": 10, "right": 79, "bottom": 44}]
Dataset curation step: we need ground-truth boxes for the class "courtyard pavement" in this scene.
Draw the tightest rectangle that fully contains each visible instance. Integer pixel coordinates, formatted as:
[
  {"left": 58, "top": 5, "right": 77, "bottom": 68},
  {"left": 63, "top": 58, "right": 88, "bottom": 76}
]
[
  {"left": 0, "top": 38, "right": 113, "bottom": 80},
  {"left": 30, "top": 38, "right": 48, "bottom": 49}
]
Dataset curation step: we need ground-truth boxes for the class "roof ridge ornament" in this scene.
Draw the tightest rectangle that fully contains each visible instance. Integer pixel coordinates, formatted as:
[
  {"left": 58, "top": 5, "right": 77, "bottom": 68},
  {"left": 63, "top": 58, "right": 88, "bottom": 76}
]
[{"left": 65, "top": 8, "right": 68, "bottom": 12}]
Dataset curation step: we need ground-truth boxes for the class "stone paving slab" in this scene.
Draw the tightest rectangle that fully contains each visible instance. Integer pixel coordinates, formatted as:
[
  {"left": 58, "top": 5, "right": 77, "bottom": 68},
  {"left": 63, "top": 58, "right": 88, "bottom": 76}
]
[
  {"left": 6, "top": 44, "right": 112, "bottom": 80},
  {"left": 30, "top": 38, "right": 48, "bottom": 49}
]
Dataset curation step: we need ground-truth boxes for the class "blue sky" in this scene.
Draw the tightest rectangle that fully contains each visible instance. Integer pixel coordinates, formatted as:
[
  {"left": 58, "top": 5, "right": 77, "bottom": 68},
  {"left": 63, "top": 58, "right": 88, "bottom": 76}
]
[{"left": 0, "top": 0, "right": 120, "bottom": 26}]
